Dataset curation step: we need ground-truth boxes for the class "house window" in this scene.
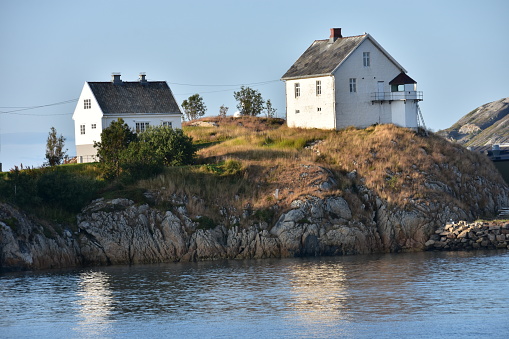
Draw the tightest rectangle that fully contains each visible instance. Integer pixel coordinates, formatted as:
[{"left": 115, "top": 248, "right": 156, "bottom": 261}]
[
  {"left": 162, "top": 121, "right": 172, "bottom": 128},
  {"left": 135, "top": 122, "right": 149, "bottom": 133},
  {"left": 91, "top": 123, "right": 96, "bottom": 129},
  {"left": 80, "top": 124, "right": 85, "bottom": 135},
  {"left": 316, "top": 80, "right": 322, "bottom": 95},
  {"left": 317, "top": 107, "right": 322, "bottom": 112},
  {"left": 295, "top": 83, "right": 300, "bottom": 98},
  {"left": 84, "top": 99, "right": 91, "bottom": 109},
  {"left": 295, "top": 110, "right": 300, "bottom": 114},
  {"left": 363, "top": 52, "right": 370, "bottom": 67},
  {"left": 349, "top": 78, "right": 357, "bottom": 93}
]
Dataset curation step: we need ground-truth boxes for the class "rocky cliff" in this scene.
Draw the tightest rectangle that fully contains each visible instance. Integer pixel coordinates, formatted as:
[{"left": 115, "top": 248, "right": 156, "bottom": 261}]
[
  {"left": 438, "top": 97, "right": 509, "bottom": 146},
  {"left": 2, "top": 162, "right": 508, "bottom": 271}
]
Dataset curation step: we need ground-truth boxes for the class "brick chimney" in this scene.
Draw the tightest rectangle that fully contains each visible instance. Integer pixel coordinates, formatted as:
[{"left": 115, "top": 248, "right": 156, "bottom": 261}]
[
  {"left": 329, "top": 28, "right": 342, "bottom": 43},
  {"left": 111, "top": 72, "right": 122, "bottom": 84}
]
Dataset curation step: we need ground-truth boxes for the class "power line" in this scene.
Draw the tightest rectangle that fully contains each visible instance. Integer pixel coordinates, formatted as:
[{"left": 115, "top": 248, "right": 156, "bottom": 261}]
[
  {"left": 169, "top": 79, "right": 280, "bottom": 87},
  {"left": 0, "top": 78, "right": 281, "bottom": 115},
  {"left": 2, "top": 112, "right": 73, "bottom": 116},
  {"left": 0, "top": 98, "right": 78, "bottom": 115}
]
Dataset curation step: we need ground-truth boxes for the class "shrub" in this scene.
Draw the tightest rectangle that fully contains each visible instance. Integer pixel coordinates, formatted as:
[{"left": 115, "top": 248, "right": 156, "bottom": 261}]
[
  {"left": 138, "top": 127, "right": 197, "bottom": 166},
  {"left": 37, "top": 170, "right": 98, "bottom": 213}
]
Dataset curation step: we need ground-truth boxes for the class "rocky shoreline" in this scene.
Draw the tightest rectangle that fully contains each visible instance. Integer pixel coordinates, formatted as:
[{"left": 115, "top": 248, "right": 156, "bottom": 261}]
[{"left": 425, "top": 220, "right": 509, "bottom": 251}]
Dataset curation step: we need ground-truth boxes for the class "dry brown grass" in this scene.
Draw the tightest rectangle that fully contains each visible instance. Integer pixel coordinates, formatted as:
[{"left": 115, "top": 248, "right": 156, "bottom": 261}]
[{"left": 139, "top": 118, "right": 506, "bottom": 224}]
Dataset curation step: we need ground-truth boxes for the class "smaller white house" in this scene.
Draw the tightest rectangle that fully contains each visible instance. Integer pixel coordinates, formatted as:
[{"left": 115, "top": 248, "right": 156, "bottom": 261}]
[
  {"left": 72, "top": 73, "right": 182, "bottom": 163},
  {"left": 281, "top": 28, "right": 423, "bottom": 130}
]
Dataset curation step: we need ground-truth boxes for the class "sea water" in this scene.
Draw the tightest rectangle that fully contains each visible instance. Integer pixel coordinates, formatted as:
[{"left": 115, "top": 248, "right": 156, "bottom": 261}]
[{"left": 1, "top": 250, "right": 508, "bottom": 338}]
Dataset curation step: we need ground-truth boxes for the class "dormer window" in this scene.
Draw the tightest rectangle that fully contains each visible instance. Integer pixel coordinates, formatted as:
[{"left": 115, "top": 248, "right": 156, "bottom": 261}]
[
  {"left": 84, "top": 99, "right": 91, "bottom": 109},
  {"left": 363, "top": 52, "right": 370, "bottom": 67}
]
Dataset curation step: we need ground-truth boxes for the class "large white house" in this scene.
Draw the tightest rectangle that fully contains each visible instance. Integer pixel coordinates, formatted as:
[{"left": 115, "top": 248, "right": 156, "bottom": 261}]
[
  {"left": 72, "top": 73, "right": 182, "bottom": 163},
  {"left": 281, "top": 28, "right": 423, "bottom": 130}
]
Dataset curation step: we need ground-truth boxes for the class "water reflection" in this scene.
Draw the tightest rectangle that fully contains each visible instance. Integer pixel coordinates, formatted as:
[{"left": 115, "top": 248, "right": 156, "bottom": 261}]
[
  {"left": 74, "top": 271, "right": 115, "bottom": 337},
  {"left": 289, "top": 261, "right": 350, "bottom": 319},
  {"left": 287, "top": 260, "right": 352, "bottom": 337}
]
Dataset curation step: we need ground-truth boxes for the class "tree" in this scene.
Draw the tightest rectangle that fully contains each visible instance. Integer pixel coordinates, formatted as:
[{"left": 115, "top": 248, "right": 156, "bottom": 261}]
[
  {"left": 265, "top": 99, "right": 277, "bottom": 118},
  {"left": 94, "top": 118, "right": 136, "bottom": 178},
  {"left": 218, "top": 104, "right": 228, "bottom": 118},
  {"left": 182, "top": 94, "right": 207, "bottom": 121},
  {"left": 233, "top": 86, "right": 265, "bottom": 116},
  {"left": 45, "top": 127, "right": 67, "bottom": 166}
]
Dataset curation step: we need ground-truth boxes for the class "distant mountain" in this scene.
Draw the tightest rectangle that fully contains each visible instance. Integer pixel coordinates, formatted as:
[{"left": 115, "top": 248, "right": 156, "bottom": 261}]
[{"left": 438, "top": 98, "right": 509, "bottom": 146}]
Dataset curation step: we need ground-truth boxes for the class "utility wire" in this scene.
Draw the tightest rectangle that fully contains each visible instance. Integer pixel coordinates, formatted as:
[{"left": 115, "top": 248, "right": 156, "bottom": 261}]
[
  {"left": 0, "top": 99, "right": 78, "bottom": 115},
  {"left": 0, "top": 79, "right": 281, "bottom": 115},
  {"left": 169, "top": 80, "right": 280, "bottom": 87}
]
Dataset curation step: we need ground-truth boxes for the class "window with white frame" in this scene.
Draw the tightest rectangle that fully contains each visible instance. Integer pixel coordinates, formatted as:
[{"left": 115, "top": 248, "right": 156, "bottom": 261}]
[
  {"left": 91, "top": 123, "right": 96, "bottom": 129},
  {"left": 84, "top": 99, "right": 91, "bottom": 109},
  {"left": 162, "top": 121, "right": 172, "bottom": 128},
  {"left": 80, "top": 124, "right": 85, "bottom": 135},
  {"left": 316, "top": 80, "right": 322, "bottom": 95},
  {"left": 363, "top": 52, "right": 370, "bottom": 67},
  {"left": 349, "top": 78, "right": 357, "bottom": 93},
  {"left": 295, "top": 109, "right": 300, "bottom": 114},
  {"left": 295, "top": 83, "right": 300, "bottom": 98},
  {"left": 135, "top": 122, "right": 149, "bottom": 133},
  {"left": 317, "top": 107, "right": 322, "bottom": 112}
]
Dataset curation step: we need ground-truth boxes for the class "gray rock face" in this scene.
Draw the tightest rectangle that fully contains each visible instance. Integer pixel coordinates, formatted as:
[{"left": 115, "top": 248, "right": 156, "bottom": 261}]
[
  {"left": 0, "top": 202, "right": 80, "bottom": 270},
  {"left": 2, "top": 168, "right": 509, "bottom": 270}
]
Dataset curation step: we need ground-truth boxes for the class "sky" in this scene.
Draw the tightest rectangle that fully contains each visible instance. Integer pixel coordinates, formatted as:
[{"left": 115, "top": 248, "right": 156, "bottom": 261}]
[{"left": 0, "top": 0, "right": 508, "bottom": 171}]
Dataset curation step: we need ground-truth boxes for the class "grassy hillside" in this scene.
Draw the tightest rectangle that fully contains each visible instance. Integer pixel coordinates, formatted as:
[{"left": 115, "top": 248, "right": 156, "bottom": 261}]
[
  {"left": 137, "top": 116, "right": 505, "bottom": 222},
  {"left": 2, "top": 116, "right": 505, "bottom": 227},
  {"left": 438, "top": 97, "right": 509, "bottom": 146}
]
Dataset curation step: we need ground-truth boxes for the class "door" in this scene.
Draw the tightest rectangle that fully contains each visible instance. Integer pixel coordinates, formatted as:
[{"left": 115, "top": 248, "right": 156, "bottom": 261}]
[{"left": 377, "top": 81, "right": 385, "bottom": 100}]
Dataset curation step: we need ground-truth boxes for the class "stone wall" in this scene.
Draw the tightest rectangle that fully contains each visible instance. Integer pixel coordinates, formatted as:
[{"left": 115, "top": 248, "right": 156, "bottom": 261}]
[{"left": 425, "top": 221, "right": 509, "bottom": 251}]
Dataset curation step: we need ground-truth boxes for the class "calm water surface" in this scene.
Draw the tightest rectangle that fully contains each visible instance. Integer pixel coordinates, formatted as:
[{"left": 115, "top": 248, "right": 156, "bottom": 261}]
[{"left": 1, "top": 250, "right": 508, "bottom": 338}]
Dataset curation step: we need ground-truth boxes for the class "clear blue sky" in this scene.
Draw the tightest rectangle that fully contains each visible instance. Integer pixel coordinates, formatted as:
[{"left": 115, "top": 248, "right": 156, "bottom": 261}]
[{"left": 1, "top": 0, "right": 508, "bottom": 170}]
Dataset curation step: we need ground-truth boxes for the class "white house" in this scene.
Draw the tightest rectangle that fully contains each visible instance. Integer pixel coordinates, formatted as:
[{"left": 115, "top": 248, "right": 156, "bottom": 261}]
[
  {"left": 72, "top": 73, "right": 182, "bottom": 163},
  {"left": 281, "top": 28, "right": 423, "bottom": 130}
]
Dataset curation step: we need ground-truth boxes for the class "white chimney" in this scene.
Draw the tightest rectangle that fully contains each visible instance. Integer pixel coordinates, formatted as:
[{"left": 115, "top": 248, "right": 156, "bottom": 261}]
[
  {"left": 139, "top": 72, "right": 147, "bottom": 84},
  {"left": 111, "top": 72, "right": 122, "bottom": 84}
]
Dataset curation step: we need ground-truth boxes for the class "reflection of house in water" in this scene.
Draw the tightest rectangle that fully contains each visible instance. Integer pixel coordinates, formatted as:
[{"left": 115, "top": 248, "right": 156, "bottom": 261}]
[
  {"left": 468, "top": 144, "right": 509, "bottom": 184},
  {"left": 74, "top": 271, "right": 115, "bottom": 337}
]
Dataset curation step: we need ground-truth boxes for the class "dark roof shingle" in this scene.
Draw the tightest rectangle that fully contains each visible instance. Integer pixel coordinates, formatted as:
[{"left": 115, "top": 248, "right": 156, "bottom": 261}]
[
  {"left": 88, "top": 81, "right": 181, "bottom": 114},
  {"left": 281, "top": 35, "right": 366, "bottom": 79}
]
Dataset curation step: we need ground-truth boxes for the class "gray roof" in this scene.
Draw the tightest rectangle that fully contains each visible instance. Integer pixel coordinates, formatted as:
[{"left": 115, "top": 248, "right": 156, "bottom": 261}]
[
  {"left": 281, "top": 34, "right": 405, "bottom": 80},
  {"left": 88, "top": 81, "right": 182, "bottom": 114},
  {"left": 282, "top": 35, "right": 366, "bottom": 79}
]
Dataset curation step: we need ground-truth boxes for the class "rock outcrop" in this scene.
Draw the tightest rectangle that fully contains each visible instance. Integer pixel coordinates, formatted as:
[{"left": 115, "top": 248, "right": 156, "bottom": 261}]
[
  {"left": 2, "top": 162, "right": 508, "bottom": 271},
  {"left": 0, "top": 202, "right": 80, "bottom": 270}
]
